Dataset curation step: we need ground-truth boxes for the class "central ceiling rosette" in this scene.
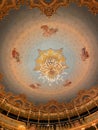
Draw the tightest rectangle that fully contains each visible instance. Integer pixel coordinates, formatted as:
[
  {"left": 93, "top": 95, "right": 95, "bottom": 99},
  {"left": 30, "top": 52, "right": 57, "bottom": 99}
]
[{"left": 34, "top": 48, "right": 68, "bottom": 83}]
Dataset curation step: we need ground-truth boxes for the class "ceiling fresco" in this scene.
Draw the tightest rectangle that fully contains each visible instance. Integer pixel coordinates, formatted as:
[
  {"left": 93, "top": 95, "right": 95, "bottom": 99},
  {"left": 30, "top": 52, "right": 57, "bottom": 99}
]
[{"left": 0, "top": 3, "right": 98, "bottom": 105}]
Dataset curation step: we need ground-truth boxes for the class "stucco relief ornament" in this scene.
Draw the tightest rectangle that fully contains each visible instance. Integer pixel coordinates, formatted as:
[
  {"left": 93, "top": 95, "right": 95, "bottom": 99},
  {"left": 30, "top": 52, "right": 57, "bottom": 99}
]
[
  {"left": 0, "top": 0, "right": 98, "bottom": 20},
  {"left": 34, "top": 48, "right": 68, "bottom": 85}
]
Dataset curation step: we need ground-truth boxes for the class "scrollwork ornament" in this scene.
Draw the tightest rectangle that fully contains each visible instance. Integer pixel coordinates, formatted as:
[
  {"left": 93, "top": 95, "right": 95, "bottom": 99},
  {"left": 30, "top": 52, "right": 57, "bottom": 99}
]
[{"left": 0, "top": 0, "right": 98, "bottom": 19}]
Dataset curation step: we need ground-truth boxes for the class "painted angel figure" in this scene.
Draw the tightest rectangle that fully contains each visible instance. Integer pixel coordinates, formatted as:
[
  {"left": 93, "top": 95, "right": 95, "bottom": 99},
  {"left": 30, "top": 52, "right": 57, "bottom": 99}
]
[
  {"left": 64, "top": 80, "right": 72, "bottom": 87},
  {"left": 29, "top": 83, "right": 40, "bottom": 89},
  {"left": 12, "top": 48, "right": 20, "bottom": 62},
  {"left": 41, "top": 25, "right": 58, "bottom": 37},
  {"left": 81, "top": 47, "right": 89, "bottom": 61}
]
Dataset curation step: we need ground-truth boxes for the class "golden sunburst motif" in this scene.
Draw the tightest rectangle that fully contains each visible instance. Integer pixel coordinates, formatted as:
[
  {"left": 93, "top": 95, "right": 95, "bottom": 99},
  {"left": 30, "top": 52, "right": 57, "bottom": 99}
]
[{"left": 34, "top": 48, "right": 68, "bottom": 83}]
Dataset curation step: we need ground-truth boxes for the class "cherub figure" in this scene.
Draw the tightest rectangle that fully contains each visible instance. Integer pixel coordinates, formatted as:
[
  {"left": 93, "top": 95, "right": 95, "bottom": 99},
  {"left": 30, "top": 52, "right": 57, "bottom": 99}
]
[
  {"left": 29, "top": 83, "right": 40, "bottom": 89},
  {"left": 12, "top": 48, "right": 20, "bottom": 62},
  {"left": 41, "top": 25, "right": 58, "bottom": 37},
  {"left": 63, "top": 80, "right": 72, "bottom": 87},
  {"left": 81, "top": 47, "right": 89, "bottom": 61}
]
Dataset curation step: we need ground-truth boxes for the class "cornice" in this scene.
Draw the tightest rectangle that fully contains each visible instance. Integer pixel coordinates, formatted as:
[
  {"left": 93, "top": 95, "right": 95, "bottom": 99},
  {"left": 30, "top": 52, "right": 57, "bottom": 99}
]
[
  {"left": 0, "top": 0, "right": 98, "bottom": 19},
  {"left": 0, "top": 85, "right": 98, "bottom": 121}
]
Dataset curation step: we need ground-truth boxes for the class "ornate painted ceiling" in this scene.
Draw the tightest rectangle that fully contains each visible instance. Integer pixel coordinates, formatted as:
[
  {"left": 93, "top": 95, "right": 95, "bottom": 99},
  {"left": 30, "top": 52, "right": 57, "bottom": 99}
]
[
  {"left": 0, "top": 0, "right": 98, "bottom": 105},
  {"left": 0, "top": 1, "right": 98, "bottom": 129}
]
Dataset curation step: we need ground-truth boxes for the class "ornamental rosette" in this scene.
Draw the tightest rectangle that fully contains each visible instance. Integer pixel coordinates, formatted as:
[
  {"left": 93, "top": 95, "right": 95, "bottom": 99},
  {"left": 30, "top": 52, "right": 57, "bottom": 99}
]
[{"left": 34, "top": 48, "right": 67, "bottom": 82}]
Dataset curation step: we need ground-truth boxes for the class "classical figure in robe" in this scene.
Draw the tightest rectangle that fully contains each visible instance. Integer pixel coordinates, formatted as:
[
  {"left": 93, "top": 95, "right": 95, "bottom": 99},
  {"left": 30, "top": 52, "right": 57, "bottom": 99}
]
[
  {"left": 12, "top": 48, "right": 20, "bottom": 62},
  {"left": 81, "top": 47, "right": 89, "bottom": 61}
]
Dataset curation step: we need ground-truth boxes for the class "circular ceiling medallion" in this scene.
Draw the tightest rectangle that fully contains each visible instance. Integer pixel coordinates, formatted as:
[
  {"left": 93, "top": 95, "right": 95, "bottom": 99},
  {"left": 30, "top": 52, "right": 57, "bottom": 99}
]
[{"left": 34, "top": 48, "right": 67, "bottom": 84}]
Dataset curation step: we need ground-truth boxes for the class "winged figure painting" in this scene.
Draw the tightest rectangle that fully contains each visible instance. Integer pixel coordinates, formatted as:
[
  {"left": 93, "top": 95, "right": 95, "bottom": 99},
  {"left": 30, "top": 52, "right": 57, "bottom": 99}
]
[{"left": 41, "top": 25, "right": 58, "bottom": 37}]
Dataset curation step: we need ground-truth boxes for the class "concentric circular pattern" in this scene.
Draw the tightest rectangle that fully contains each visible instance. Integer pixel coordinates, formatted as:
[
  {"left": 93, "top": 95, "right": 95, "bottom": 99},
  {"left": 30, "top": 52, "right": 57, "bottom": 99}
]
[{"left": 0, "top": 6, "right": 98, "bottom": 104}]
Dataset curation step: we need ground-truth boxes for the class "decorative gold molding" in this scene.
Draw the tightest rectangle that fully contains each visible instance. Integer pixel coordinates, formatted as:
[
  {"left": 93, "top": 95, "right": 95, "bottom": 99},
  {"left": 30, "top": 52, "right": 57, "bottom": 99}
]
[
  {"left": 0, "top": 111, "right": 98, "bottom": 130},
  {"left": 0, "top": 112, "right": 25, "bottom": 130},
  {"left": 0, "top": 0, "right": 98, "bottom": 19},
  {"left": 0, "top": 85, "right": 98, "bottom": 120},
  {"left": 28, "top": 0, "right": 70, "bottom": 17},
  {"left": 76, "top": 0, "right": 98, "bottom": 15}
]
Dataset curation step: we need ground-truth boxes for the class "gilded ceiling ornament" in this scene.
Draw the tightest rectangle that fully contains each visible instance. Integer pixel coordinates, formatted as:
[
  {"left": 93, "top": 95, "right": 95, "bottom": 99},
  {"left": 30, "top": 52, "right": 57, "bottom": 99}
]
[
  {"left": 0, "top": 0, "right": 98, "bottom": 19},
  {"left": 76, "top": 0, "right": 98, "bottom": 15},
  {"left": 0, "top": 86, "right": 98, "bottom": 120},
  {"left": 34, "top": 48, "right": 67, "bottom": 83}
]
